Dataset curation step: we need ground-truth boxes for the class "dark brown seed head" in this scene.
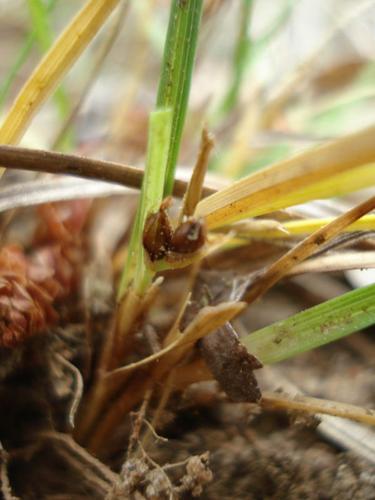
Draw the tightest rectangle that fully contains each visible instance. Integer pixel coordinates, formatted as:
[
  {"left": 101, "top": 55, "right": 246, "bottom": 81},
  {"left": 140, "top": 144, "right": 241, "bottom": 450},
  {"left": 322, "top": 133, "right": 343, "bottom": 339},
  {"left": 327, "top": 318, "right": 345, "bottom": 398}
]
[{"left": 171, "top": 218, "right": 206, "bottom": 254}]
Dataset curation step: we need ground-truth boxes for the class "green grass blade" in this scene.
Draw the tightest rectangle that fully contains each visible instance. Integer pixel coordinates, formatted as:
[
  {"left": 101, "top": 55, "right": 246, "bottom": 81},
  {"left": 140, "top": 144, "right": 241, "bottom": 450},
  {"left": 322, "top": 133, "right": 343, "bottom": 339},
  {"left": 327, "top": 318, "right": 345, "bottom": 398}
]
[
  {"left": 156, "top": 0, "right": 203, "bottom": 195},
  {"left": 0, "top": 0, "right": 57, "bottom": 110},
  {"left": 27, "top": 0, "right": 71, "bottom": 121},
  {"left": 252, "top": 0, "right": 296, "bottom": 57},
  {"left": 216, "top": 0, "right": 254, "bottom": 117},
  {"left": 28, "top": 0, "right": 55, "bottom": 50},
  {"left": 242, "top": 283, "right": 375, "bottom": 364},
  {"left": 118, "top": 108, "right": 173, "bottom": 298},
  {"left": 213, "top": 0, "right": 296, "bottom": 122}
]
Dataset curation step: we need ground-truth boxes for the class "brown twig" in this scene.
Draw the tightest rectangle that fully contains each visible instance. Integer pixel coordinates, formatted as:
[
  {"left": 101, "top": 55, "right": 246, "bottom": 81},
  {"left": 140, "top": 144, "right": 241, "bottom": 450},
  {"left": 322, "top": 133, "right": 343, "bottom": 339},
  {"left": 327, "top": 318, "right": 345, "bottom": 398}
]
[
  {"left": 180, "top": 128, "right": 214, "bottom": 220},
  {"left": 39, "top": 431, "right": 118, "bottom": 484},
  {"left": 55, "top": 353, "right": 84, "bottom": 430},
  {"left": 261, "top": 391, "right": 375, "bottom": 426},
  {"left": 127, "top": 389, "right": 153, "bottom": 458},
  {"left": 0, "top": 145, "right": 216, "bottom": 198},
  {"left": 245, "top": 195, "right": 375, "bottom": 304}
]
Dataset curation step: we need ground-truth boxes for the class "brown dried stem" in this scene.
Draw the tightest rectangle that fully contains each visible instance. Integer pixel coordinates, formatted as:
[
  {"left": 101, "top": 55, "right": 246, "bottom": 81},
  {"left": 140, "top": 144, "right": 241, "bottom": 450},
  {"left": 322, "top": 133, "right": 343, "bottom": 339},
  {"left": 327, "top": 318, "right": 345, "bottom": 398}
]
[
  {"left": 245, "top": 195, "right": 375, "bottom": 304},
  {"left": 39, "top": 431, "right": 118, "bottom": 485},
  {"left": 75, "top": 280, "right": 162, "bottom": 443},
  {"left": 261, "top": 392, "right": 375, "bottom": 426},
  {"left": 0, "top": 145, "right": 216, "bottom": 198},
  {"left": 180, "top": 128, "right": 215, "bottom": 220},
  {"left": 87, "top": 302, "right": 244, "bottom": 454}
]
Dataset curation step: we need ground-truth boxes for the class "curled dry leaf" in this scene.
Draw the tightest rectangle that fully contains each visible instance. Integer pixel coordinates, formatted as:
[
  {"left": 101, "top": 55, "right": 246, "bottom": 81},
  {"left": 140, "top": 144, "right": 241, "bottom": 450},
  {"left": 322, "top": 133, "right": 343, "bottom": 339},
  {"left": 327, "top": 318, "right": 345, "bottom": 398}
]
[
  {"left": 200, "top": 322, "right": 262, "bottom": 403},
  {"left": 185, "top": 270, "right": 263, "bottom": 403}
]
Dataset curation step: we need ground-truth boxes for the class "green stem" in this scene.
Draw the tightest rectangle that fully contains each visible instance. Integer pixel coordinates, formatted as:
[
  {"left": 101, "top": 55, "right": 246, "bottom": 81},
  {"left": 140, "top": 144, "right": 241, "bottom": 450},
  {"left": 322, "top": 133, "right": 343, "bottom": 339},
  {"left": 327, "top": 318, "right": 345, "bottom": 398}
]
[
  {"left": 242, "top": 283, "right": 375, "bottom": 364},
  {"left": 157, "top": 0, "right": 203, "bottom": 195},
  {"left": 217, "top": 0, "right": 254, "bottom": 117},
  {"left": 212, "top": 0, "right": 297, "bottom": 123},
  {"left": 118, "top": 108, "right": 173, "bottom": 299}
]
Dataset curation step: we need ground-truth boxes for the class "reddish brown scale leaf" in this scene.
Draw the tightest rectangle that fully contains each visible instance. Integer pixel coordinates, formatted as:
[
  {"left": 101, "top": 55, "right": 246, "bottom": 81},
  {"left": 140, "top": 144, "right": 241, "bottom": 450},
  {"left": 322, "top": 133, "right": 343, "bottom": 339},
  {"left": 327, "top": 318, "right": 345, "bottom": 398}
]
[
  {"left": 0, "top": 200, "right": 91, "bottom": 349},
  {"left": 35, "top": 200, "right": 91, "bottom": 245}
]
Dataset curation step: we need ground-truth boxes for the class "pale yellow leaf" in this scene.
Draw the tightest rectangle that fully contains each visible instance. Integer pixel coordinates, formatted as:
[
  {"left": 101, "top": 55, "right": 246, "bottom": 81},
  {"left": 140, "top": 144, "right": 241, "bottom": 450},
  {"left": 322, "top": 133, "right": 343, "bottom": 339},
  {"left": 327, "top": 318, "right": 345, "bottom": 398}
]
[
  {"left": 238, "top": 214, "right": 375, "bottom": 240},
  {"left": 196, "top": 125, "right": 375, "bottom": 228}
]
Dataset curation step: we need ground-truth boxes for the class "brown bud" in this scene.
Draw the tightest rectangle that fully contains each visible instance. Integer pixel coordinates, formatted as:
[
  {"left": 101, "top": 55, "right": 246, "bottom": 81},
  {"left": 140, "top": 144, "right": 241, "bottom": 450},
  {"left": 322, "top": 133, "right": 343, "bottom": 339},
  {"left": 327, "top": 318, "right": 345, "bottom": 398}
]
[
  {"left": 171, "top": 218, "right": 206, "bottom": 254},
  {"left": 142, "top": 201, "right": 173, "bottom": 261}
]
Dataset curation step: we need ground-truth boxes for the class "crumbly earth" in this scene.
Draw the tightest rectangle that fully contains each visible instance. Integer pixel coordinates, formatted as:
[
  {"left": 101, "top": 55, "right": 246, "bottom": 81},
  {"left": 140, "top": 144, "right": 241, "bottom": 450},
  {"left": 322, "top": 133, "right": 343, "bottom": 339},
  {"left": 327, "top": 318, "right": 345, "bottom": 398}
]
[
  {"left": 151, "top": 402, "right": 375, "bottom": 500},
  {"left": 0, "top": 329, "right": 373, "bottom": 500}
]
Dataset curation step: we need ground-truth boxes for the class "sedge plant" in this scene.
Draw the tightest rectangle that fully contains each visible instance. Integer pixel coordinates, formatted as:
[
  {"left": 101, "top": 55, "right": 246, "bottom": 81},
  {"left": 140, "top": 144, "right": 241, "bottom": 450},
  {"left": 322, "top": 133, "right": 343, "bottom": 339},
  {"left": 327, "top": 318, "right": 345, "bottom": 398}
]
[{"left": 0, "top": 0, "right": 374, "bottom": 465}]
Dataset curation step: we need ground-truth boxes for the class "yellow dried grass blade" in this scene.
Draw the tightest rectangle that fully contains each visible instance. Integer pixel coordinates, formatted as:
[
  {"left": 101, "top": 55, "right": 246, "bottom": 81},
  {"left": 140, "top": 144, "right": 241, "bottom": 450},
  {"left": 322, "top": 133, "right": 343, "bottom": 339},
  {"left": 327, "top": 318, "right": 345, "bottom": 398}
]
[
  {"left": 284, "top": 213, "right": 375, "bottom": 236},
  {"left": 241, "top": 214, "right": 375, "bottom": 239},
  {"left": 0, "top": 0, "right": 120, "bottom": 158},
  {"left": 196, "top": 125, "right": 375, "bottom": 228},
  {"left": 268, "top": 163, "right": 375, "bottom": 214}
]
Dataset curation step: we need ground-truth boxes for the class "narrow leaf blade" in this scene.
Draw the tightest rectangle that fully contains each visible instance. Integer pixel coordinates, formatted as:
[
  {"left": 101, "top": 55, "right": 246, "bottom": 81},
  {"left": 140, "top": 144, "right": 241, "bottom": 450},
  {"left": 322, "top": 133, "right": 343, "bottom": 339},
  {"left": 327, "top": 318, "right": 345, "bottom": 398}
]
[{"left": 242, "top": 284, "right": 375, "bottom": 364}]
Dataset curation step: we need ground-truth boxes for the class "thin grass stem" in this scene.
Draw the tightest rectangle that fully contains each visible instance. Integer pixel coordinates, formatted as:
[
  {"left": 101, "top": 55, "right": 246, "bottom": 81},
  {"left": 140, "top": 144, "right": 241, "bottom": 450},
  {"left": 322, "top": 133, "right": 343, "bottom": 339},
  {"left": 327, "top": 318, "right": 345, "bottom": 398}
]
[
  {"left": 118, "top": 108, "right": 173, "bottom": 298},
  {"left": 156, "top": 0, "right": 203, "bottom": 195}
]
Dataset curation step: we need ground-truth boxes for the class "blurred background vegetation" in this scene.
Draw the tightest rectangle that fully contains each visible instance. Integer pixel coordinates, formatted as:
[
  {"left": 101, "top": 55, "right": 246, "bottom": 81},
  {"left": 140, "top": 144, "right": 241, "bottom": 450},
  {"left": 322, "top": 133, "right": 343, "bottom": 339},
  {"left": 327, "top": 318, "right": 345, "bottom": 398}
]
[{"left": 1, "top": 0, "right": 375, "bottom": 178}]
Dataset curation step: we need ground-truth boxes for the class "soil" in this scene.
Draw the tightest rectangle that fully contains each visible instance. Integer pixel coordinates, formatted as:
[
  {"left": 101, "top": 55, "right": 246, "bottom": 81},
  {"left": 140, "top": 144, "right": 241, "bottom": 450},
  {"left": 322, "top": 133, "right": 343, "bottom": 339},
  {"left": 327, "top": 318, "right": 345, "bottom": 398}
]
[{"left": 153, "top": 404, "right": 375, "bottom": 499}]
